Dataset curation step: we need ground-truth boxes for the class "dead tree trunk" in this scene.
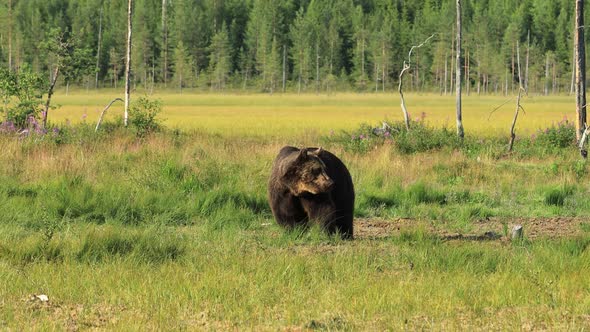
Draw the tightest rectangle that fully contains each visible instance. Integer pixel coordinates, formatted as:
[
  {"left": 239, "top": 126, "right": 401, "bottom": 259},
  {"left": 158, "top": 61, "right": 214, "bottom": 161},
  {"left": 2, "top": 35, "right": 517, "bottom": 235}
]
[
  {"left": 444, "top": 52, "right": 448, "bottom": 95},
  {"left": 456, "top": 0, "right": 464, "bottom": 139},
  {"left": 511, "top": 43, "right": 515, "bottom": 94},
  {"left": 398, "top": 34, "right": 435, "bottom": 131},
  {"left": 449, "top": 27, "right": 456, "bottom": 94},
  {"left": 95, "top": 98, "right": 124, "bottom": 131},
  {"left": 525, "top": 30, "right": 530, "bottom": 93},
  {"left": 575, "top": 0, "right": 587, "bottom": 143},
  {"left": 124, "top": 0, "right": 133, "bottom": 127},
  {"left": 42, "top": 66, "right": 60, "bottom": 128},
  {"left": 465, "top": 47, "right": 470, "bottom": 96},
  {"left": 8, "top": 0, "right": 12, "bottom": 69},
  {"left": 508, "top": 41, "right": 524, "bottom": 152}
]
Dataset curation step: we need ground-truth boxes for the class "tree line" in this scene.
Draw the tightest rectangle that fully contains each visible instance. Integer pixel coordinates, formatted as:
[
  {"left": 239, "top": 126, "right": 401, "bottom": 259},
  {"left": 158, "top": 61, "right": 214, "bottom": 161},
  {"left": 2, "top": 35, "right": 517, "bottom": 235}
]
[{"left": 0, "top": 0, "right": 584, "bottom": 94}]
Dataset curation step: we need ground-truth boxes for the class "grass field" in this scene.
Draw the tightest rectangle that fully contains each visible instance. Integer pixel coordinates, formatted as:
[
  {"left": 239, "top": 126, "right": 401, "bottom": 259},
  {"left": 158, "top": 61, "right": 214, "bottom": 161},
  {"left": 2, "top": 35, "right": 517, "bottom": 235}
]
[
  {"left": 1, "top": 92, "right": 589, "bottom": 330},
  {"left": 51, "top": 91, "right": 574, "bottom": 137}
]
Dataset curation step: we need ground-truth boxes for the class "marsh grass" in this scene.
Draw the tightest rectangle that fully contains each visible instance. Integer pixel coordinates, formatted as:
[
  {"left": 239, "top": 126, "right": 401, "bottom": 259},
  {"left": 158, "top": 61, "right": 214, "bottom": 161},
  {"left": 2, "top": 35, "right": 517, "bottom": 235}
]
[{"left": 1, "top": 94, "right": 590, "bottom": 329}]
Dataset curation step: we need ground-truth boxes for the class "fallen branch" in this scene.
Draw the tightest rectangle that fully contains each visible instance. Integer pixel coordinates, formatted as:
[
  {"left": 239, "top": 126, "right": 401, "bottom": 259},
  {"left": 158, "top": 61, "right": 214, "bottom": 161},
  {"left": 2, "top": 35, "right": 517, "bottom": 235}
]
[
  {"left": 487, "top": 97, "right": 514, "bottom": 121},
  {"left": 398, "top": 34, "right": 435, "bottom": 131},
  {"left": 95, "top": 98, "right": 124, "bottom": 132}
]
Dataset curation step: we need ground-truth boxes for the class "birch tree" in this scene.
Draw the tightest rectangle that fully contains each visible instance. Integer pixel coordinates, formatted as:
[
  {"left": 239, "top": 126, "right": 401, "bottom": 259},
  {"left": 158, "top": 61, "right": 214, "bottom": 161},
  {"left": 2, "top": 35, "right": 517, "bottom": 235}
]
[
  {"left": 575, "top": 0, "right": 586, "bottom": 142},
  {"left": 124, "top": 0, "right": 133, "bottom": 127},
  {"left": 456, "top": 0, "right": 464, "bottom": 139}
]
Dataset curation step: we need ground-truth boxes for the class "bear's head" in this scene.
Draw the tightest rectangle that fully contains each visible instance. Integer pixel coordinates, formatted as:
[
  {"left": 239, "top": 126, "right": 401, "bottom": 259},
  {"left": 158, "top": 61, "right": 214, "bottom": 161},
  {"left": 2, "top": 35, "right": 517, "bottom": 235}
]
[{"left": 282, "top": 148, "right": 334, "bottom": 196}]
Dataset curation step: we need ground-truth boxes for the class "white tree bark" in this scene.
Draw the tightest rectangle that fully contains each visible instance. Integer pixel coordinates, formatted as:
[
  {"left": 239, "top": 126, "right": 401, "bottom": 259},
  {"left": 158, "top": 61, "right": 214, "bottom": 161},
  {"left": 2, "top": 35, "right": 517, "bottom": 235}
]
[
  {"left": 456, "top": 0, "right": 464, "bottom": 139},
  {"left": 8, "top": 0, "right": 12, "bottom": 69},
  {"left": 124, "top": 0, "right": 133, "bottom": 127}
]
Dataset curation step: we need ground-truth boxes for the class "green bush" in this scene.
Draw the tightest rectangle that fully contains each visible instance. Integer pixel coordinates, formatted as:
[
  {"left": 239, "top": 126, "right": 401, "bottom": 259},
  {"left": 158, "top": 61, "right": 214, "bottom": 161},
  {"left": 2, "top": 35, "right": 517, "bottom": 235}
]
[
  {"left": 533, "top": 118, "right": 576, "bottom": 149},
  {"left": 129, "top": 97, "right": 163, "bottom": 137},
  {"left": 544, "top": 185, "right": 574, "bottom": 206},
  {"left": 0, "top": 65, "right": 47, "bottom": 129},
  {"left": 324, "top": 121, "right": 462, "bottom": 155}
]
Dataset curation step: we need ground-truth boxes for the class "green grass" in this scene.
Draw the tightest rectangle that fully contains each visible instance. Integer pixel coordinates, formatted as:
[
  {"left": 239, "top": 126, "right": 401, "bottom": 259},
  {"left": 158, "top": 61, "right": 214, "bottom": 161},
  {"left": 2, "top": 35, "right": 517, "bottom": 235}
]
[
  {"left": 1, "top": 93, "right": 590, "bottom": 330},
  {"left": 1, "top": 223, "right": 589, "bottom": 330}
]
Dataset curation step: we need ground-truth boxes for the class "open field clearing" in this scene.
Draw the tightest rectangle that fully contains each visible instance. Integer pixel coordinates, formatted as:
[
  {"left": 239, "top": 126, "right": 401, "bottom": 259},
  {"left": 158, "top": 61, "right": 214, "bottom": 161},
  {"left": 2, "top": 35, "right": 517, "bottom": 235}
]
[
  {"left": 1, "top": 93, "right": 589, "bottom": 330},
  {"left": 51, "top": 92, "right": 574, "bottom": 137}
]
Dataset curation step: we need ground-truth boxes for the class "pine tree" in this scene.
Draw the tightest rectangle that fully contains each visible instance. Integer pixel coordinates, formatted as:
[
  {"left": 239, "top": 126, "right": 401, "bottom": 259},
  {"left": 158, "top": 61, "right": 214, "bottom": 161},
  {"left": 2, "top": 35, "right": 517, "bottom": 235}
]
[
  {"left": 352, "top": 5, "right": 369, "bottom": 90},
  {"left": 209, "top": 24, "right": 231, "bottom": 91},
  {"left": 173, "top": 40, "right": 194, "bottom": 93}
]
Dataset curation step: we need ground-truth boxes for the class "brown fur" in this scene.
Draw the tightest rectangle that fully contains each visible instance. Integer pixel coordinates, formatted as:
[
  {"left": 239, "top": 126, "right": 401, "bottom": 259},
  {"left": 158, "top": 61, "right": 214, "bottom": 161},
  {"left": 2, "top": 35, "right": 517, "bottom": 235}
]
[{"left": 268, "top": 146, "right": 355, "bottom": 238}]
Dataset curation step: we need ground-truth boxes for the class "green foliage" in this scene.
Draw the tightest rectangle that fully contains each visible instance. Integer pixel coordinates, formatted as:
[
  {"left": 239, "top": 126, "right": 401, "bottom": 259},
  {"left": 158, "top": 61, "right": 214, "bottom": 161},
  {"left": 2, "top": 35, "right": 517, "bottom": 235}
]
[
  {"left": 129, "top": 97, "right": 163, "bottom": 137},
  {"left": 2, "top": 0, "right": 580, "bottom": 94}
]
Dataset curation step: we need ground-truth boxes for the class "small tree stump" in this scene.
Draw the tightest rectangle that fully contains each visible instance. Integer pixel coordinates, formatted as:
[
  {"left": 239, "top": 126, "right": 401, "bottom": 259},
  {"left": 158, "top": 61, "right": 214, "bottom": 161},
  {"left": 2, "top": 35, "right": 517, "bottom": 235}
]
[{"left": 511, "top": 225, "right": 523, "bottom": 240}]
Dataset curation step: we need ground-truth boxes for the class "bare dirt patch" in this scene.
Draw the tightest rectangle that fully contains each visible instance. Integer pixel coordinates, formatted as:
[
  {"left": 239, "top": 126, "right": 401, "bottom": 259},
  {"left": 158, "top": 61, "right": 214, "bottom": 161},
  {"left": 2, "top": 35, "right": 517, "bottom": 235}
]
[
  {"left": 24, "top": 295, "right": 125, "bottom": 331},
  {"left": 355, "top": 217, "right": 589, "bottom": 241}
]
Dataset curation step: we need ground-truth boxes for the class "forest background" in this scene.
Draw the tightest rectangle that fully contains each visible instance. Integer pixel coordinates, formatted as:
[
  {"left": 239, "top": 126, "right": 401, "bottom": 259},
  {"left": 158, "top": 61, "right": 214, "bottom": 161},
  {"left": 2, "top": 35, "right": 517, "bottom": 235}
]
[{"left": 0, "top": 0, "right": 582, "bottom": 95}]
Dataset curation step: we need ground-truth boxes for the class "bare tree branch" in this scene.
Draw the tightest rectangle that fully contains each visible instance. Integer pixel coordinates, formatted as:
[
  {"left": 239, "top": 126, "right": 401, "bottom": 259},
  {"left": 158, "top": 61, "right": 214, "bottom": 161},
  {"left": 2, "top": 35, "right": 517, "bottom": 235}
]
[{"left": 488, "top": 97, "right": 514, "bottom": 121}]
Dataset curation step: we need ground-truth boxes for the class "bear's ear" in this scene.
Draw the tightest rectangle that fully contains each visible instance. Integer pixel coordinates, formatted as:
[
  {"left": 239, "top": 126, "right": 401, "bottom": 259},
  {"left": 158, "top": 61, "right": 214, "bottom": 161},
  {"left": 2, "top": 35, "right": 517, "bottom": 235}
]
[{"left": 296, "top": 148, "right": 308, "bottom": 161}]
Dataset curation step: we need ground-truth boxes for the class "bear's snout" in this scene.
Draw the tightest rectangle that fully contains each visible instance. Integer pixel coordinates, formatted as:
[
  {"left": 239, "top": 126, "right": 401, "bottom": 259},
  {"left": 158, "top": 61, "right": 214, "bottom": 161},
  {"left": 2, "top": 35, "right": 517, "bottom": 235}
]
[{"left": 320, "top": 174, "right": 334, "bottom": 191}]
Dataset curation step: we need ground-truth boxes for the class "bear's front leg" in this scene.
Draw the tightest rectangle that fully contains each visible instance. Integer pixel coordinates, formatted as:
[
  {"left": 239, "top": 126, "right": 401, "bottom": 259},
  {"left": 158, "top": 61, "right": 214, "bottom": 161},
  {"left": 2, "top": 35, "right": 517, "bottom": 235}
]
[
  {"left": 271, "top": 191, "right": 309, "bottom": 228},
  {"left": 299, "top": 193, "right": 338, "bottom": 231}
]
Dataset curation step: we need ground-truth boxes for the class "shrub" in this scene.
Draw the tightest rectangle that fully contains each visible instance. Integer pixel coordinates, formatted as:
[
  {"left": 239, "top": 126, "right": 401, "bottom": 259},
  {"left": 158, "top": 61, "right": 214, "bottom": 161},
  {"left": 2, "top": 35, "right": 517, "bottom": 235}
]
[
  {"left": 544, "top": 185, "right": 574, "bottom": 206},
  {"left": 324, "top": 120, "right": 462, "bottom": 154},
  {"left": 129, "top": 97, "right": 163, "bottom": 137}
]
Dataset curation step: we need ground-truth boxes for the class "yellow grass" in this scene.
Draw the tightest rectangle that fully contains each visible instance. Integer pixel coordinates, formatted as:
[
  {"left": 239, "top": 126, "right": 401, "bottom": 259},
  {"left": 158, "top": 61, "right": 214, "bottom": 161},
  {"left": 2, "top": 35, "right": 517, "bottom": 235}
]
[{"left": 51, "top": 92, "right": 575, "bottom": 137}]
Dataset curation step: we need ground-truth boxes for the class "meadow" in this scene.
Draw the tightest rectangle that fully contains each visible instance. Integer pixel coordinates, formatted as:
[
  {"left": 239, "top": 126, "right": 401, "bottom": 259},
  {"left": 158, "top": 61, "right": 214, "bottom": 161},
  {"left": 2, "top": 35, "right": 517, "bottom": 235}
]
[{"left": 0, "top": 92, "right": 589, "bottom": 330}]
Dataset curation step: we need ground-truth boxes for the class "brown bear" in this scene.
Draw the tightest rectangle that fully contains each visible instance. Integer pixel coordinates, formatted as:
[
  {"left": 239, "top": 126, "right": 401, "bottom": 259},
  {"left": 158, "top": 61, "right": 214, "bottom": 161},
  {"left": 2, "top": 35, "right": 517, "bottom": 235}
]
[{"left": 268, "top": 146, "right": 355, "bottom": 239}]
